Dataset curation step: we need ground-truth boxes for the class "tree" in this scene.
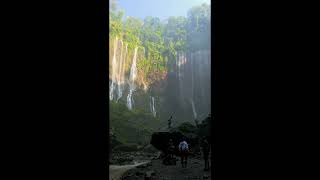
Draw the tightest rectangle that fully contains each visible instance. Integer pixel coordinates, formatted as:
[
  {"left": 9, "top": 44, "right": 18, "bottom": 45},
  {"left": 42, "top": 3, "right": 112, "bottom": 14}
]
[
  {"left": 186, "top": 3, "right": 211, "bottom": 51},
  {"left": 123, "top": 16, "right": 143, "bottom": 49},
  {"left": 108, "top": 2, "right": 211, "bottom": 87}
]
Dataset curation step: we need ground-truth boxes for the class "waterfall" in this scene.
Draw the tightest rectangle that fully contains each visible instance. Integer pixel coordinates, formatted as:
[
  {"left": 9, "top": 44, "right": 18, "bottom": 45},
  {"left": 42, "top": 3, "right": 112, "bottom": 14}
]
[
  {"left": 188, "top": 50, "right": 211, "bottom": 119},
  {"left": 127, "top": 89, "right": 134, "bottom": 110},
  {"left": 178, "top": 52, "right": 186, "bottom": 102},
  {"left": 127, "top": 47, "right": 138, "bottom": 110},
  {"left": 116, "top": 42, "right": 127, "bottom": 101},
  {"left": 178, "top": 53, "right": 182, "bottom": 83},
  {"left": 109, "top": 37, "right": 129, "bottom": 102},
  {"left": 149, "top": 96, "right": 152, "bottom": 115},
  {"left": 191, "top": 100, "right": 197, "bottom": 119},
  {"left": 108, "top": 38, "right": 210, "bottom": 117},
  {"left": 150, "top": 96, "right": 156, "bottom": 117},
  {"left": 177, "top": 52, "right": 180, "bottom": 80},
  {"left": 116, "top": 40, "right": 123, "bottom": 101},
  {"left": 109, "top": 37, "right": 118, "bottom": 100},
  {"left": 190, "top": 52, "right": 197, "bottom": 119},
  {"left": 152, "top": 97, "right": 156, "bottom": 117}
]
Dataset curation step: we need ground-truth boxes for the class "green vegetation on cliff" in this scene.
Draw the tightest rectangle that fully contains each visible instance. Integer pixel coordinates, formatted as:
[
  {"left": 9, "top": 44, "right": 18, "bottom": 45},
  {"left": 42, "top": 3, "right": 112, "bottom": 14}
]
[
  {"left": 110, "top": 101, "right": 160, "bottom": 145},
  {"left": 109, "top": 1, "right": 210, "bottom": 88},
  {"left": 109, "top": 1, "right": 211, "bottom": 146}
]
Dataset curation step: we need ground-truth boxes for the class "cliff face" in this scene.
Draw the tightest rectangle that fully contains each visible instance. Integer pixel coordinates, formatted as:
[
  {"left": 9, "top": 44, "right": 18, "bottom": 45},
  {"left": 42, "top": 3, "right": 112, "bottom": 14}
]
[{"left": 109, "top": 37, "right": 211, "bottom": 124}]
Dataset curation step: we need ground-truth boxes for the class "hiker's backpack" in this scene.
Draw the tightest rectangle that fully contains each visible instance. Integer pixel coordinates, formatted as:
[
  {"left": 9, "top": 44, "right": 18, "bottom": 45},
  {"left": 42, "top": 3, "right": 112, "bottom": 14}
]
[{"left": 179, "top": 141, "right": 188, "bottom": 151}]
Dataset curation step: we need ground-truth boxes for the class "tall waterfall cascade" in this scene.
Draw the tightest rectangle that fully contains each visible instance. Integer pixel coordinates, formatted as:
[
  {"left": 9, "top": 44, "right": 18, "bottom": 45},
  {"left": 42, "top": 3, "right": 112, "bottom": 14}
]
[
  {"left": 126, "top": 47, "right": 138, "bottom": 110},
  {"left": 109, "top": 39, "right": 210, "bottom": 120},
  {"left": 150, "top": 96, "right": 156, "bottom": 117}
]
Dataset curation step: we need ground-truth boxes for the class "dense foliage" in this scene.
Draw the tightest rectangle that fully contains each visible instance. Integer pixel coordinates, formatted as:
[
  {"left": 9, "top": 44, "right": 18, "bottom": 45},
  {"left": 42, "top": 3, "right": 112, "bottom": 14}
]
[
  {"left": 109, "top": 1, "right": 210, "bottom": 85},
  {"left": 109, "top": 1, "right": 211, "bottom": 146},
  {"left": 109, "top": 101, "right": 160, "bottom": 145}
]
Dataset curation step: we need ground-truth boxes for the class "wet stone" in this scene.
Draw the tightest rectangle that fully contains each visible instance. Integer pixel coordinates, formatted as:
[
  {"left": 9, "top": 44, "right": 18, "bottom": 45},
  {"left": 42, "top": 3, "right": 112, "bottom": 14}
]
[
  {"left": 137, "top": 164, "right": 148, "bottom": 168},
  {"left": 203, "top": 174, "right": 210, "bottom": 179},
  {"left": 145, "top": 170, "right": 155, "bottom": 177}
]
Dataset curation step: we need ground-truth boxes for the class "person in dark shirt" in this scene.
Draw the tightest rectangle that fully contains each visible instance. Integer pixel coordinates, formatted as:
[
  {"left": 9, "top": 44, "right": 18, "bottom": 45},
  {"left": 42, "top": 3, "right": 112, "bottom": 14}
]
[
  {"left": 201, "top": 137, "right": 210, "bottom": 171},
  {"left": 168, "top": 139, "right": 175, "bottom": 159},
  {"left": 168, "top": 115, "right": 172, "bottom": 129},
  {"left": 163, "top": 139, "right": 176, "bottom": 165}
]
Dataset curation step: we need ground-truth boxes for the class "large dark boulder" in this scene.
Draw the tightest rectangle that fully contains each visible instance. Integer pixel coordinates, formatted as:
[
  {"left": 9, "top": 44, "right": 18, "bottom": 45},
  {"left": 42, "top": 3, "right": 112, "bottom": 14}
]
[
  {"left": 150, "top": 133, "right": 199, "bottom": 156},
  {"left": 150, "top": 118, "right": 213, "bottom": 156},
  {"left": 150, "top": 131, "right": 184, "bottom": 154},
  {"left": 142, "top": 144, "right": 158, "bottom": 153}
]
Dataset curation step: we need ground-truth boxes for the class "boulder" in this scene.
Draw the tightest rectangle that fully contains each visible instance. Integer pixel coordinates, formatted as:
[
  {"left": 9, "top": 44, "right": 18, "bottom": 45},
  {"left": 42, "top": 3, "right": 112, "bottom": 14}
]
[
  {"left": 150, "top": 117, "right": 213, "bottom": 157},
  {"left": 142, "top": 144, "right": 158, "bottom": 153},
  {"left": 152, "top": 152, "right": 162, "bottom": 159},
  {"left": 144, "top": 170, "right": 155, "bottom": 179},
  {"left": 150, "top": 131, "right": 184, "bottom": 153},
  {"left": 150, "top": 130, "right": 198, "bottom": 155}
]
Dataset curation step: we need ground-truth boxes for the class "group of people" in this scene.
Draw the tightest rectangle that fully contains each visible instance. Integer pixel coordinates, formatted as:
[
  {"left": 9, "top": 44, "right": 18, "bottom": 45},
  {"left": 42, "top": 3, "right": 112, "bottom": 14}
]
[
  {"left": 166, "top": 136, "right": 211, "bottom": 171},
  {"left": 166, "top": 114, "right": 212, "bottom": 171}
]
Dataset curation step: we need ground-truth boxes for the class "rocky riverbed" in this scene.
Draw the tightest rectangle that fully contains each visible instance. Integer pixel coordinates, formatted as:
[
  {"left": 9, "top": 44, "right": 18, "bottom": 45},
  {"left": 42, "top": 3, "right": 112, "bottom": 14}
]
[
  {"left": 110, "top": 151, "right": 159, "bottom": 165},
  {"left": 109, "top": 161, "right": 151, "bottom": 180},
  {"left": 120, "top": 155, "right": 212, "bottom": 180},
  {"left": 109, "top": 150, "right": 161, "bottom": 180},
  {"left": 109, "top": 119, "right": 214, "bottom": 180}
]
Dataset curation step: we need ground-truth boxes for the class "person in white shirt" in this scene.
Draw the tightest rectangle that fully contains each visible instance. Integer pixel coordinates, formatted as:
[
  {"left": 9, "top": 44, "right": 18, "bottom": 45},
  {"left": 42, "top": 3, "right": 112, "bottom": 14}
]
[{"left": 178, "top": 137, "right": 189, "bottom": 168}]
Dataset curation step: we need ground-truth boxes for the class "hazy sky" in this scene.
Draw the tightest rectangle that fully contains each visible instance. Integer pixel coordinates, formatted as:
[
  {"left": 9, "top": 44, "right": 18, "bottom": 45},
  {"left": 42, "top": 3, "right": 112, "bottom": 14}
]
[{"left": 117, "top": 0, "right": 211, "bottom": 20}]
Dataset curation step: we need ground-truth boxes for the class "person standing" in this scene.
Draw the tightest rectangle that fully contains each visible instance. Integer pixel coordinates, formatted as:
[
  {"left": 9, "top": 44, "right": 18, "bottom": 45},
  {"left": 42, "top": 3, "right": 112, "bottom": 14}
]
[
  {"left": 168, "top": 115, "right": 172, "bottom": 129},
  {"left": 201, "top": 138, "right": 210, "bottom": 171},
  {"left": 168, "top": 139, "right": 175, "bottom": 159},
  {"left": 178, "top": 137, "right": 189, "bottom": 168},
  {"left": 163, "top": 139, "right": 176, "bottom": 165}
]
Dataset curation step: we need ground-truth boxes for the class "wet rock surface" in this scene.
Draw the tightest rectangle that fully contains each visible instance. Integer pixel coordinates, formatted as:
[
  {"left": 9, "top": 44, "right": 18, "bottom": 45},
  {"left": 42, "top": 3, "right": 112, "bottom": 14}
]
[
  {"left": 110, "top": 116, "right": 214, "bottom": 180},
  {"left": 121, "top": 155, "right": 212, "bottom": 180},
  {"left": 110, "top": 151, "right": 156, "bottom": 166}
]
